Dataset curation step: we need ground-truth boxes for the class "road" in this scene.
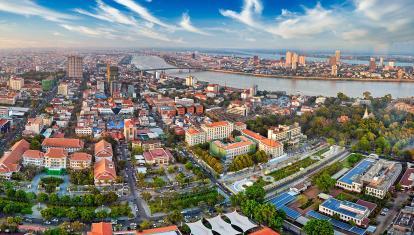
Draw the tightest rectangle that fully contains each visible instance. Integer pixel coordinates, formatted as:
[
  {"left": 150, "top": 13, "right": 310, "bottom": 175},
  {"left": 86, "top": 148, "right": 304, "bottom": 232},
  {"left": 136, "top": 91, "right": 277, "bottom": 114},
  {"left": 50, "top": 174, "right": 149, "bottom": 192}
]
[
  {"left": 375, "top": 191, "right": 409, "bottom": 235},
  {"left": 118, "top": 141, "right": 148, "bottom": 223},
  {"left": 181, "top": 148, "right": 232, "bottom": 198},
  {"left": 0, "top": 81, "right": 59, "bottom": 152},
  {"left": 266, "top": 149, "right": 350, "bottom": 200}
]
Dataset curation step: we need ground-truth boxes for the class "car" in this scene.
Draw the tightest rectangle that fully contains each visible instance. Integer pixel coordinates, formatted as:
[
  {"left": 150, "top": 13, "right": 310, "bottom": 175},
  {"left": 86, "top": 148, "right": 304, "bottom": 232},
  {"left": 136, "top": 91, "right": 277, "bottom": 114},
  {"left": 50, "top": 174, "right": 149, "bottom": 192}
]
[
  {"left": 52, "top": 218, "right": 59, "bottom": 222},
  {"left": 44, "top": 221, "right": 51, "bottom": 225}
]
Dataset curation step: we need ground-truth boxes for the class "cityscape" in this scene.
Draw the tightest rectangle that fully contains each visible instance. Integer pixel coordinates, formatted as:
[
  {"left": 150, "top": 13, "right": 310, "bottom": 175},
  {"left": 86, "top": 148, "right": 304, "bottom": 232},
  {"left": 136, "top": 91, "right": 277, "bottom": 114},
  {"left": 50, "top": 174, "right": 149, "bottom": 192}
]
[{"left": 0, "top": 1, "right": 414, "bottom": 235}]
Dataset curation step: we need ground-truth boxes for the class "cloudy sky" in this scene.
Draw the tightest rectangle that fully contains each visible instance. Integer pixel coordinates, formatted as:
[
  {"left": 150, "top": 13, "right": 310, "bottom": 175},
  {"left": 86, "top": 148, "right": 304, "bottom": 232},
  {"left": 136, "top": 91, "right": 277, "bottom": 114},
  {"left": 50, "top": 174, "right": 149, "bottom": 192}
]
[{"left": 0, "top": 0, "right": 413, "bottom": 53}]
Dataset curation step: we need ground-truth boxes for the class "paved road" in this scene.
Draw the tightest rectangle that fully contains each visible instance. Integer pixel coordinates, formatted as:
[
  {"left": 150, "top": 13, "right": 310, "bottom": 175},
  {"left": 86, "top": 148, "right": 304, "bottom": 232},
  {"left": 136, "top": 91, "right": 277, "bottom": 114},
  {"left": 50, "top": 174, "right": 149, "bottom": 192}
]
[
  {"left": 0, "top": 81, "right": 59, "bottom": 152},
  {"left": 119, "top": 141, "right": 148, "bottom": 223},
  {"left": 375, "top": 191, "right": 409, "bottom": 235},
  {"left": 266, "top": 149, "right": 350, "bottom": 200}
]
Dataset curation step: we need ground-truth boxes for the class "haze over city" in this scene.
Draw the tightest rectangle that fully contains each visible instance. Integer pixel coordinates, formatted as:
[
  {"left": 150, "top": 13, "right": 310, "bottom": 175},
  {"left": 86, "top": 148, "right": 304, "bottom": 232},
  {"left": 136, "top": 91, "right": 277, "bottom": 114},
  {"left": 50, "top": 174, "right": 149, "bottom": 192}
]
[{"left": 0, "top": 0, "right": 413, "bottom": 52}]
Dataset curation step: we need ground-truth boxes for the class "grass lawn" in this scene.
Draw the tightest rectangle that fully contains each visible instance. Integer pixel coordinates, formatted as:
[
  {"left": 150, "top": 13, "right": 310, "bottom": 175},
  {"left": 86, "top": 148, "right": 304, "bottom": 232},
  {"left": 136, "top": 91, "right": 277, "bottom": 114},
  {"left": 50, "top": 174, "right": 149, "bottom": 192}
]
[
  {"left": 148, "top": 188, "right": 224, "bottom": 213},
  {"left": 269, "top": 157, "right": 319, "bottom": 181},
  {"left": 314, "top": 147, "right": 330, "bottom": 157}
]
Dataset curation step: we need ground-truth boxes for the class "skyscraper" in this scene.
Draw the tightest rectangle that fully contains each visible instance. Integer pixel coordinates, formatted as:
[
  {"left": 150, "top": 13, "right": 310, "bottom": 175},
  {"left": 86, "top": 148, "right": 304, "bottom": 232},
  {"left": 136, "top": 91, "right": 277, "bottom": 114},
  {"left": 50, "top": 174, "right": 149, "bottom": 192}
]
[
  {"left": 291, "top": 53, "right": 298, "bottom": 70},
  {"left": 107, "top": 64, "right": 119, "bottom": 83},
  {"left": 331, "top": 65, "right": 338, "bottom": 76},
  {"left": 379, "top": 57, "right": 384, "bottom": 67},
  {"left": 335, "top": 50, "right": 341, "bottom": 64},
  {"left": 285, "top": 51, "right": 292, "bottom": 66},
  {"left": 369, "top": 57, "right": 376, "bottom": 72},
  {"left": 299, "top": 55, "right": 306, "bottom": 66},
  {"left": 67, "top": 56, "right": 83, "bottom": 78}
]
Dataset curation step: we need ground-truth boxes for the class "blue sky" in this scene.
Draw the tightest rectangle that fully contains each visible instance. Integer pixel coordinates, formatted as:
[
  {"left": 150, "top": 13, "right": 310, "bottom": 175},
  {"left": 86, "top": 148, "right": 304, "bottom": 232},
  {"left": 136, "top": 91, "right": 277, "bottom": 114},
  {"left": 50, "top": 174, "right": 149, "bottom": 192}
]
[{"left": 0, "top": 0, "right": 413, "bottom": 53}]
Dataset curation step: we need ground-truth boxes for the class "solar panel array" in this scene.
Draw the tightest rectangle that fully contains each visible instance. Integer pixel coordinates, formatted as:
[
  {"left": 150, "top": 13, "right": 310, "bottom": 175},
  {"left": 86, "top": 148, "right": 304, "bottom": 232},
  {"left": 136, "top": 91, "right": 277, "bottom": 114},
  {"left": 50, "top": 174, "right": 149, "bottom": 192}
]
[
  {"left": 306, "top": 210, "right": 366, "bottom": 235},
  {"left": 280, "top": 205, "right": 301, "bottom": 220},
  {"left": 269, "top": 192, "right": 296, "bottom": 209},
  {"left": 268, "top": 192, "right": 302, "bottom": 220},
  {"left": 338, "top": 159, "right": 374, "bottom": 185}
]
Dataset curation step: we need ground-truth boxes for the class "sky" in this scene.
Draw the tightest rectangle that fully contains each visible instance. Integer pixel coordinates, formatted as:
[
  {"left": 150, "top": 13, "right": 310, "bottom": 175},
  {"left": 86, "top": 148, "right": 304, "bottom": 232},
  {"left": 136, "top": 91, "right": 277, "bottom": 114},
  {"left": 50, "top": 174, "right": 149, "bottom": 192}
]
[{"left": 0, "top": 0, "right": 413, "bottom": 53}]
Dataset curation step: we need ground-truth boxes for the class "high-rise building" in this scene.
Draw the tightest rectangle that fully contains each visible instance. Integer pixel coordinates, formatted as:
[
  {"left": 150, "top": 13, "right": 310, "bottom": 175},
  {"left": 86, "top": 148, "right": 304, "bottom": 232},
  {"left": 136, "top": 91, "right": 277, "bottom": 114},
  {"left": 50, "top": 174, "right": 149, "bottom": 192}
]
[
  {"left": 285, "top": 51, "right": 293, "bottom": 66},
  {"left": 299, "top": 55, "right": 306, "bottom": 66},
  {"left": 58, "top": 82, "right": 69, "bottom": 97},
  {"left": 369, "top": 57, "right": 376, "bottom": 71},
  {"left": 379, "top": 57, "right": 384, "bottom": 67},
  {"left": 331, "top": 65, "right": 338, "bottom": 76},
  {"left": 335, "top": 50, "right": 341, "bottom": 64},
  {"left": 291, "top": 53, "right": 299, "bottom": 70},
  {"left": 328, "top": 56, "right": 337, "bottom": 66},
  {"left": 67, "top": 56, "right": 83, "bottom": 78},
  {"left": 186, "top": 76, "right": 196, "bottom": 87},
  {"left": 250, "top": 84, "right": 258, "bottom": 97},
  {"left": 106, "top": 64, "right": 119, "bottom": 83},
  {"left": 9, "top": 77, "right": 24, "bottom": 90}
]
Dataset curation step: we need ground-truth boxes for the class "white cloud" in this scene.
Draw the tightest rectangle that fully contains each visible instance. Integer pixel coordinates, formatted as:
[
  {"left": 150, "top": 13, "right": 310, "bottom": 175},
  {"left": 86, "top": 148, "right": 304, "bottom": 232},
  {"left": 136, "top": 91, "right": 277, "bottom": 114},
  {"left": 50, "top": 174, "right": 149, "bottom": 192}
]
[
  {"left": 60, "top": 24, "right": 115, "bottom": 38},
  {"left": 74, "top": 0, "right": 137, "bottom": 26},
  {"left": 113, "top": 0, "right": 174, "bottom": 29},
  {"left": 0, "top": 0, "right": 74, "bottom": 22},
  {"left": 179, "top": 13, "right": 210, "bottom": 35},
  {"left": 268, "top": 3, "right": 339, "bottom": 38},
  {"left": 219, "top": 0, "right": 262, "bottom": 28}
]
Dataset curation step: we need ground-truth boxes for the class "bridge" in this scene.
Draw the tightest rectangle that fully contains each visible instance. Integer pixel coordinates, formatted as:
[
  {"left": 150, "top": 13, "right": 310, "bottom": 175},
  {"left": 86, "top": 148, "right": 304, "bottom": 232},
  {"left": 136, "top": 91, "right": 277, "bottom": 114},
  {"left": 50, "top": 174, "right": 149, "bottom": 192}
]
[{"left": 137, "top": 67, "right": 204, "bottom": 72}]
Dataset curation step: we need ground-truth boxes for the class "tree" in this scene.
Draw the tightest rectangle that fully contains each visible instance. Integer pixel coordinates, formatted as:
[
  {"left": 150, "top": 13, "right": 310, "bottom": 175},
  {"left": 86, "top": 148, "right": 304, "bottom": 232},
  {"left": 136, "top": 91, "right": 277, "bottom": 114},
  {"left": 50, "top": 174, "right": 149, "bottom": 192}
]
[
  {"left": 231, "top": 130, "right": 241, "bottom": 137},
  {"left": 166, "top": 210, "right": 183, "bottom": 224},
  {"left": 141, "top": 192, "right": 152, "bottom": 201},
  {"left": 245, "top": 184, "right": 266, "bottom": 203},
  {"left": 140, "top": 220, "right": 151, "bottom": 230},
  {"left": 30, "top": 140, "right": 41, "bottom": 150},
  {"left": 315, "top": 173, "right": 336, "bottom": 193},
  {"left": 303, "top": 219, "right": 334, "bottom": 235}
]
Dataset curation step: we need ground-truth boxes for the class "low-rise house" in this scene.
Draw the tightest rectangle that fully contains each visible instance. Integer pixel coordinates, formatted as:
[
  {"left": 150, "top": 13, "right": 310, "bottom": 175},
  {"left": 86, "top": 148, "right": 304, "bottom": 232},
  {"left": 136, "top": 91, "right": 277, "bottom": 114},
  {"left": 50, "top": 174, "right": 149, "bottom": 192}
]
[
  {"left": 94, "top": 140, "right": 113, "bottom": 162},
  {"left": 336, "top": 158, "right": 402, "bottom": 199},
  {"left": 399, "top": 168, "right": 414, "bottom": 190},
  {"left": 319, "top": 198, "right": 370, "bottom": 227},
  {"left": 131, "top": 139, "right": 162, "bottom": 151},
  {"left": 242, "top": 129, "right": 284, "bottom": 158},
  {"left": 143, "top": 148, "right": 173, "bottom": 165},
  {"left": 185, "top": 127, "right": 206, "bottom": 146},
  {"left": 42, "top": 138, "right": 84, "bottom": 153},
  {"left": 44, "top": 148, "right": 68, "bottom": 172},
  {"left": 94, "top": 159, "right": 117, "bottom": 185},
  {"left": 0, "top": 139, "right": 30, "bottom": 179},
  {"left": 22, "top": 150, "right": 44, "bottom": 167},
  {"left": 69, "top": 152, "right": 92, "bottom": 170}
]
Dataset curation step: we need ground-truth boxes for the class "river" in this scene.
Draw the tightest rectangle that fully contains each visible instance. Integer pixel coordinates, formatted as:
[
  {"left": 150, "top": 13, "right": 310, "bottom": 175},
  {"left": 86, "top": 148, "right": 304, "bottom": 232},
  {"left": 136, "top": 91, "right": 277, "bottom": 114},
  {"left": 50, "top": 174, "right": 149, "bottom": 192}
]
[{"left": 132, "top": 55, "right": 414, "bottom": 98}]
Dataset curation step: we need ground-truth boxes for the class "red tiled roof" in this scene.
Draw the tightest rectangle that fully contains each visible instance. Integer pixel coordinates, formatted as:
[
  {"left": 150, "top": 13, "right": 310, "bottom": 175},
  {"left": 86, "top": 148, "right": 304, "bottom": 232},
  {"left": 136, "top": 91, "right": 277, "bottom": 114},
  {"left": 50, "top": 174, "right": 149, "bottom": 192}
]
[
  {"left": 186, "top": 128, "right": 201, "bottom": 135},
  {"left": 204, "top": 121, "right": 230, "bottom": 128},
  {"left": 88, "top": 222, "right": 112, "bottom": 235},
  {"left": 143, "top": 148, "right": 173, "bottom": 162},
  {"left": 0, "top": 139, "right": 30, "bottom": 174},
  {"left": 136, "top": 225, "right": 180, "bottom": 234},
  {"left": 23, "top": 150, "right": 44, "bottom": 159},
  {"left": 399, "top": 168, "right": 414, "bottom": 188},
  {"left": 94, "top": 140, "right": 113, "bottom": 158},
  {"left": 45, "top": 148, "right": 68, "bottom": 159},
  {"left": 94, "top": 159, "right": 116, "bottom": 181},
  {"left": 70, "top": 152, "right": 92, "bottom": 161},
  {"left": 249, "top": 227, "right": 280, "bottom": 235},
  {"left": 42, "top": 138, "right": 84, "bottom": 149}
]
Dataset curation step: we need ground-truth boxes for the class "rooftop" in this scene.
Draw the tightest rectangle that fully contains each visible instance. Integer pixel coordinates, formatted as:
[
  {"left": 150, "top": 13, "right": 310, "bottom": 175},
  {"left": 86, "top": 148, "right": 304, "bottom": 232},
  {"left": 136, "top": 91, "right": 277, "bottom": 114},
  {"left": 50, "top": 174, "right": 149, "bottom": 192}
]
[
  {"left": 321, "top": 198, "right": 369, "bottom": 220},
  {"left": 337, "top": 158, "right": 375, "bottom": 185}
]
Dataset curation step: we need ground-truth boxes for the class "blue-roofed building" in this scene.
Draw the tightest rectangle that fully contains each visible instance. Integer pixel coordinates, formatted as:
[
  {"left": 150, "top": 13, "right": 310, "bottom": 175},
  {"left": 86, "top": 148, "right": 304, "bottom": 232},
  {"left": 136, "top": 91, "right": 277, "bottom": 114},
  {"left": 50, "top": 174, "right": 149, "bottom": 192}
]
[
  {"left": 336, "top": 157, "right": 402, "bottom": 199},
  {"left": 336, "top": 158, "right": 375, "bottom": 192},
  {"left": 319, "top": 198, "right": 370, "bottom": 227}
]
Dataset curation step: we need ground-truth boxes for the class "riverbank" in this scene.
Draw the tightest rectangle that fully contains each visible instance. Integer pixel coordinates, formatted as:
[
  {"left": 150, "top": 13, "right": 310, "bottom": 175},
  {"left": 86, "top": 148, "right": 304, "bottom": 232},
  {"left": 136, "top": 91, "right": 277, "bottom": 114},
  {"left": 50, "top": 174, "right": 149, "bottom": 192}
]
[{"left": 206, "top": 69, "right": 414, "bottom": 83}]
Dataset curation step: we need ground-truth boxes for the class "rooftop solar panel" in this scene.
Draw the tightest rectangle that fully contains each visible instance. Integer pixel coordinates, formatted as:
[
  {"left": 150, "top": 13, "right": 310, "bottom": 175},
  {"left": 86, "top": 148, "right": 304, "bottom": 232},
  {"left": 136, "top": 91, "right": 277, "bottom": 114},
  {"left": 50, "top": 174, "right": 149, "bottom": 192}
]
[
  {"left": 280, "top": 205, "right": 301, "bottom": 220},
  {"left": 338, "top": 159, "right": 375, "bottom": 185},
  {"left": 306, "top": 211, "right": 367, "bottom": 235}
]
